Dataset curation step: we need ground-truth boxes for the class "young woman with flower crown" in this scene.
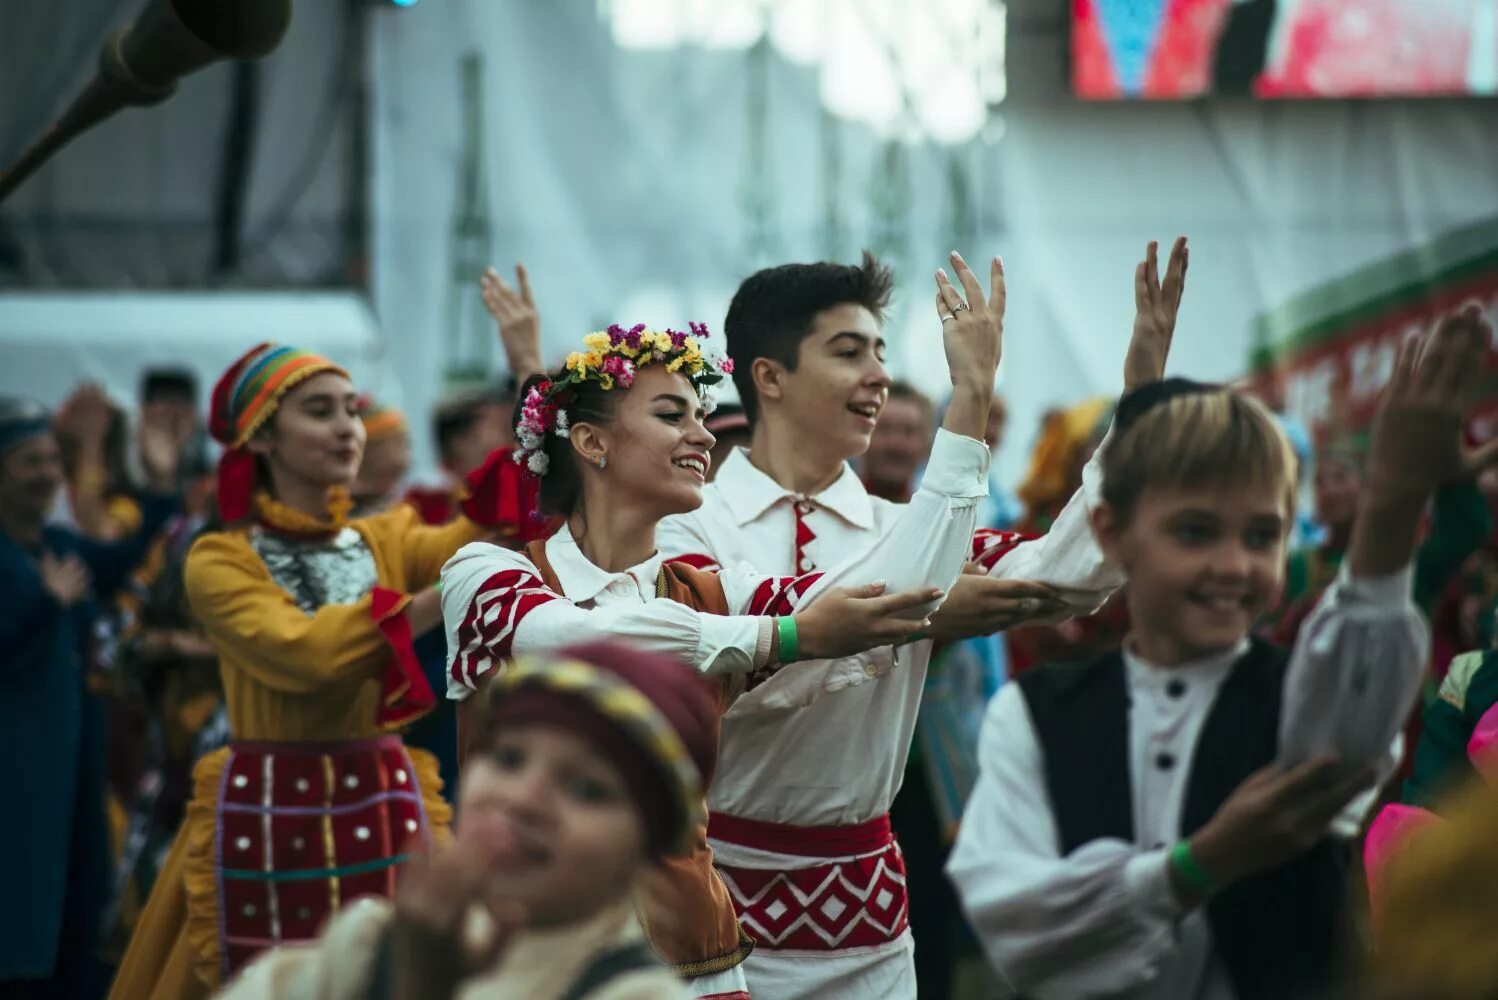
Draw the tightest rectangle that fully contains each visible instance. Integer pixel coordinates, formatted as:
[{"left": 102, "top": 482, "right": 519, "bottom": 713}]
[
  {"left": 109, "top": 332, "right": 545, "bottom": 1000},
  {"left": 440, "top": 281, "right": 1005, "bottom": 999}
]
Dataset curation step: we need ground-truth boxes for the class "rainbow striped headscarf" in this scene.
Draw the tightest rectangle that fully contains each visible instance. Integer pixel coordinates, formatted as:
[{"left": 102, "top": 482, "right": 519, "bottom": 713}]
[{"left": 209, "top": 342, "right": 348, "bottom": 521}]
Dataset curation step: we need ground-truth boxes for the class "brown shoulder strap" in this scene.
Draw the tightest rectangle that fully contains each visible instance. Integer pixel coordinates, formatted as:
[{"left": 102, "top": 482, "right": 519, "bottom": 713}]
[
  {"left": 657, "top": 561, "right": 731, "bottom": 615},
  {"left": 523, "top": 538, "right": 565, "bottom": 593}
]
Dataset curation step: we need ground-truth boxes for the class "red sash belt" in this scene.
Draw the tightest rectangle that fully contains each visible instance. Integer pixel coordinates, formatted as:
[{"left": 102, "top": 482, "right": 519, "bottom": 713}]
[{"left": 709, "top": 812, "right": 909, "bottom": 952}]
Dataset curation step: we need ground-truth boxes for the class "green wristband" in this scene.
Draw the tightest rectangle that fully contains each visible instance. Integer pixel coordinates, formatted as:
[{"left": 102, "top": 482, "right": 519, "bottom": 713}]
[
  {"left": 1169, "top": 840, "right": 1218, "bottom": 897},
  {"left": 776, "top": 616, "right": 800, "bottom": 663}
]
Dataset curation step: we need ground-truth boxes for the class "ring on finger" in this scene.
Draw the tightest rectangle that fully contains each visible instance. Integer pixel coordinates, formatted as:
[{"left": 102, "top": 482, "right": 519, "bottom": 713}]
[
  {"left": 940, "top": 313, "right": 956, "bottom": 324},
  {"left": 1018, "top": 597, "right": 1039, "bottom": 614},
  {"left": 953, "top": 302, "right": 970, "bottom": 312}
]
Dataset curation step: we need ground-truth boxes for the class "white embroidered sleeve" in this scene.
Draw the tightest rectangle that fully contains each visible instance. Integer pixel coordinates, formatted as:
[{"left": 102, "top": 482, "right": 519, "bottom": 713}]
[
  {"left": 1277, "top": 563, "right": 1428, "bottom": 832},
  {"left": 439, "top": 542, "right": 765, "bottom": 699},
  {"left": 948, "top": 685, "right": 1184, "bottom": 999},
  {"left": 976, "top": 428, "right": 1126, "bottom": 615}
]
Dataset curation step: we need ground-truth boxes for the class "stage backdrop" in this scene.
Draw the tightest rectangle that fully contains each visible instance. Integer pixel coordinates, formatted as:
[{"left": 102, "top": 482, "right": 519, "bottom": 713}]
[{"left": 1245, "top": 217, "right": 1498, "bottom": 444}]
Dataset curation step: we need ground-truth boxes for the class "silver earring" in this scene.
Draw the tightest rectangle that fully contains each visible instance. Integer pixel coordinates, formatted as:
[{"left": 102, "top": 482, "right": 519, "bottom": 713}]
[{"left": 595, "top": 455, "right": 607, "bottom": 470}]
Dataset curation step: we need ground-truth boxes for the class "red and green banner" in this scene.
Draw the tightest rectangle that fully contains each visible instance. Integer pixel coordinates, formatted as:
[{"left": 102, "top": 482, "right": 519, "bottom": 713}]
[{"left": 1245, "top": 217, "right": 1498, "bottom": 445}]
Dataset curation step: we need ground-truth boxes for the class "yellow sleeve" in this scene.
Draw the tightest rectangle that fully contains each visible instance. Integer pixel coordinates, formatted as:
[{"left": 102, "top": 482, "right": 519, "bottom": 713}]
[
  {"left": 184, "top": 533, "right": 397, "bottom": 694},
  {"left": 363, "top": 504, "right": 487, "bottom": 592}
]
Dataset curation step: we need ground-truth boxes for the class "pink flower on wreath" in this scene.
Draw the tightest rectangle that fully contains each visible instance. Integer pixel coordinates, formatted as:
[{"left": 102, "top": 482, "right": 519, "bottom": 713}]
[
  {"left": 719, "top": 357, "right": 735, "bottom": 375},
  {"left": 600, "top": 354, "right": 636, "bottom": 388}
]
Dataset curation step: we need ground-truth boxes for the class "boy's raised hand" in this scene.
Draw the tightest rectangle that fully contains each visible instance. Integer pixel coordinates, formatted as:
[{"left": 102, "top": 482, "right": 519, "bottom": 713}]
[
  {"left": 1366, "top": 303, "right": 1492, "bottom": 498},
  {"left": 1123, "top": 237, "right": 1188, "bottom": 393},
  {"left": 1353, "top": 302, "right": 1494, "bottom": 578}
]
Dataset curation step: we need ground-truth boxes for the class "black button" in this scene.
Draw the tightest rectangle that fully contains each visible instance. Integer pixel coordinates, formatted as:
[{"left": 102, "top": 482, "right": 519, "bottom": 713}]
[
  {"left": 1155, "top": 752, "right": 1176, "bottom": 771},
  {"left": 1152, "top": 841, "right": 1167, "bottom": 850},
  {"left": 1166, "top": 679, "right": 1187, "bottom": 699}
]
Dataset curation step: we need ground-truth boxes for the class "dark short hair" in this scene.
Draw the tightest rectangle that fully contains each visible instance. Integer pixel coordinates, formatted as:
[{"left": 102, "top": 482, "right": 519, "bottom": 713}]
[
  {"left": 511, "top": 372, "right": 621, "bottom": 518},
  {"left": 724, "top": 250, "right": 894, "bottom": 423},
  {"left": 141, "top": 368, "right": 197, "bottom": 404},
  {"left": 433, "top": 391, "right": 500, "bottom": 463}
]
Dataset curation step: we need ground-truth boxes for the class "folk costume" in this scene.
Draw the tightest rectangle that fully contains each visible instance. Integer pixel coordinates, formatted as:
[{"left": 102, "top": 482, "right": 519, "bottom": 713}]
[
  {"left": 653, "top": 425, "right": 1123, "bottom": 998},
  {"left": 110, "top": 344, "right": 538, "bottom": 999},
  {"left": 440, "top": 324, "right": 992, "bottom": 999},
  {"left": 222, "top": 643, "right": 711, "bottom": 1000}
]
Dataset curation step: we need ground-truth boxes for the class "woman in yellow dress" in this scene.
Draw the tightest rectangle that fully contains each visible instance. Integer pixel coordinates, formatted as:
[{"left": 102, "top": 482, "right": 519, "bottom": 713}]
[{"left": 109, "top": 341, "right": 540, "bottom": 999}]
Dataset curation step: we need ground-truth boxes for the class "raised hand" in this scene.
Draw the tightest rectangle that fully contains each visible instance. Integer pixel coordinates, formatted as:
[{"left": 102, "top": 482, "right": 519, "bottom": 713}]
[
  {"left": 138, "top": 403, "right": 193, "bottom": 491},
  {"left": 1124, "top": 237, "right": 1188, "bottom": 393},
  {"left": 1365, "top": 303, "right": 1492, "bottom": 500},
  {"left": 1351, "top": 302, "right": 1494, "bottom": 579},
  {"left": 39, "top": 552, "right": 90, "bottom": 607},
  {"left": 479, "top": 263, "right": 544, "bottom": 383},
  {"left": 792, "top": 582, "right": 944, "bottom": 661},
  {"left": 935, "top": 251, "right": 1005, "bottom": 442},
  {"left": 935, "top": 251, "right": 1005, "bottom": 386},
  {"left": 55, "top": 383, "right": 112, "bottom": 443}
]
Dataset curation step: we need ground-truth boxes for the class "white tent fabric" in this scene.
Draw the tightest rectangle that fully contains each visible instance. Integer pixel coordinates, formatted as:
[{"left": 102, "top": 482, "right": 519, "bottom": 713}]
[
  {"left": 370, "top": 0, "right": 1498, "bottom": 484},
  {"left": 0, "top": 292, "right": 385, "bottom": 415}
]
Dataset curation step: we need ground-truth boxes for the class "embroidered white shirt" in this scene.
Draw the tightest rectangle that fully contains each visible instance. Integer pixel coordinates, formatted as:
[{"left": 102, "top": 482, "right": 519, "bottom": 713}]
[
  {"left": 440, "top": 428, "right": 993, "bottom": 708},
  {"left": 654, "top": 432, "right": 1126, "bottom": 827},
  {"left": 947, "top": 566, "right": 1427, "bottom": 1000}
]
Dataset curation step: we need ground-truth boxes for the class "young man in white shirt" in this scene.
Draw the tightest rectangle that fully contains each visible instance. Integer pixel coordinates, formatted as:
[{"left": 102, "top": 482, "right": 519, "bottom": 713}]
[
  {"left": 653, "top": 240, "right": 1190, "bottom": 998},
  {"left": 948, "top": 304, "right": 1494, "bottom": 999}
]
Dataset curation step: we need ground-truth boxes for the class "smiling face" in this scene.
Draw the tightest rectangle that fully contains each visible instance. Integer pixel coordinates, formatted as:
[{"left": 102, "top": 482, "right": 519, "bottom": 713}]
[
  {"left": 1097, "top": 483, "right": 1290, "bottom": 665},
  {"left": 248, "top": 372, "right": 365, "bottom": 492},
  {"left": 576, "top": 365, "right": 716, "bottom": 520},
  {"left": 456, "top": 724, "right": 648, "bottom": 928},
  {"left": 763, "top": 304, "right": 892, "bottom": 464}
]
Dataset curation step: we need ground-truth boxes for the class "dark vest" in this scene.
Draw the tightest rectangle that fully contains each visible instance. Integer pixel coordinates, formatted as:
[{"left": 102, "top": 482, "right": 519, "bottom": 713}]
[{"left": 1017, "top": 638, "right": 1349, "bottom": 1000}]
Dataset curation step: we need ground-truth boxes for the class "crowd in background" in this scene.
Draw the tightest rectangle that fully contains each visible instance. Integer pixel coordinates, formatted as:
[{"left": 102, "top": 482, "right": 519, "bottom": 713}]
[{"left": 5, "top": 259, "right": 1498, "bottom": 1000}]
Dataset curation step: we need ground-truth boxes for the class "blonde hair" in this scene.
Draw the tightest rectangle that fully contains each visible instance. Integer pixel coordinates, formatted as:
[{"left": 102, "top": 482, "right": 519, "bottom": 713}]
[{"left": 1101, "top": 388, "right": 1298, "bottom": 524}]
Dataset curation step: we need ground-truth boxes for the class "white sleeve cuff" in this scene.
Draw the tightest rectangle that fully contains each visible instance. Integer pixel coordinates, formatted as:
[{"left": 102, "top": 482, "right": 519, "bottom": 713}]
[
  {"left": 695, "top": 614, "right": 765, "bottom": 675},
  {"left": 919, "top": 427, "right": 992, "bottom": 499},
  {"left": 1334, "top": 562, "right": 1414, "bottom": 607},
  {"left": 1123, "top": 848, "right": 1187, "bottom": 923}
]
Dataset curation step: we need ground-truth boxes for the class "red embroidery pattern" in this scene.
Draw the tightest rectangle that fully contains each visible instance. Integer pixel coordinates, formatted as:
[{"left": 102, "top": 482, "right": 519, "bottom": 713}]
[
  {"left": 665, "top": 552, "right": 723, "bottom": 572},
  {"left": 745, "top": 574, "right": 825, "bottom": 617},
  {"left": 969, "top": 527, "right": 1030, "bottom": 571},
  {"left": 448, "top": 569, "right": 561, "bottom": 690},
  {"left": 716, "top": 843, "right": 909, "bottom": 951},
  {"left": 793, "top": 499, "right": 817, "bottom": 574}
]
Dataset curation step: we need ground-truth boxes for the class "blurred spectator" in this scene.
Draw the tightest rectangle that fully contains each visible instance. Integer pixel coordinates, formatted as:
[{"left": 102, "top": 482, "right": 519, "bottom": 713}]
[
  {"left": 861, "top": 380, "right": 936, "bottom": 502},
  {"left": 976, "top": 393, "right": 1021, "bottom": 531},
  {"left": 54, "top": 385, "right": 139, "bottom": 541},
  {"left": 0, "top": 395, "right": 184, "bottom": 998},
  {"left": 404, "top": 387, "right": 513, "bottom": 526},
  {"left": 350, "top": 396, "right": 413, "bottom": 518},
  {"left": 1006, "top": 398, "right": 1129, "bottom": 675},
  {"left": 1261, "top": 433, "right": 1491, "bottom": 648}
]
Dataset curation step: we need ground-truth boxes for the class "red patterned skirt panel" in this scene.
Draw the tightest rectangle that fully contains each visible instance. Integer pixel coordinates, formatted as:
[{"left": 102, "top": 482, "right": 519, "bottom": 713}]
[
  {"left": 709, "top": 812, "right": 909, "bottom": 952},
  {"left": 215, "top": 736, "right": 432, "bottom": 974}
]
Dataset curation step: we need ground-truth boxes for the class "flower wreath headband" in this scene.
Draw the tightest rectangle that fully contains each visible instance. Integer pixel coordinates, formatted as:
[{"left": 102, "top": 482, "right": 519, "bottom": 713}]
[{"left": 515, "top": 322, "right": 734, "bottom": 476}]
